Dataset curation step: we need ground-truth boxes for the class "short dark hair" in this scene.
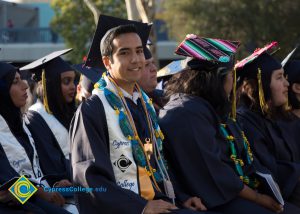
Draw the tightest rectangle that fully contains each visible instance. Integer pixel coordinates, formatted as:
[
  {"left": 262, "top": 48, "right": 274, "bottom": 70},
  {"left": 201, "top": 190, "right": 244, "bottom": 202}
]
[
  {"left": 100, "top": 24, "right": 139, "bottom": 58},
  {"left": 165, "top": 66, "right": 231, "bottom": 119}
]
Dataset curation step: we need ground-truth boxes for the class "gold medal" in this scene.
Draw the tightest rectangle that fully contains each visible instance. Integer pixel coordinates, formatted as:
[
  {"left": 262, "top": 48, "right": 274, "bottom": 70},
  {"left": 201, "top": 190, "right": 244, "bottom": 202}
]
[{"left": 144, "top": 138, "right": 153, "bottom": 159}]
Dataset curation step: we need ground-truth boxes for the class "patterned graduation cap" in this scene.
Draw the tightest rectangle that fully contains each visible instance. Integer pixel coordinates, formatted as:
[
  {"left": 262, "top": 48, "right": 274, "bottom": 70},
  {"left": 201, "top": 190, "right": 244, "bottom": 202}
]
[
  {"left": 235, "top": 42, "right": 278, "bottom": 70},
  {"left": 175, "top": 34, "right": 240, "bottom": 63}
]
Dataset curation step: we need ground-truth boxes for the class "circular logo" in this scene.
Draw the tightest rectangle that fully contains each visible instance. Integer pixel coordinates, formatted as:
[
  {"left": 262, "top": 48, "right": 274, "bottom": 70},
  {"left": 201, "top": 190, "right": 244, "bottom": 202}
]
[
  {"left": 14, "top": 180, "right": 32, "bottom": 198},
  {"left": 114, "top": 154, "right": 132, "bottom": 172}
]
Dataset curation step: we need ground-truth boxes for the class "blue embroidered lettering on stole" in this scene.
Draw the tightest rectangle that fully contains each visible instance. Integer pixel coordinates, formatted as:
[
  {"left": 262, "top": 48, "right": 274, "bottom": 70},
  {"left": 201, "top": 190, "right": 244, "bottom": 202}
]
[
  {"left": 117, "top": 180, "right": 135, "bottom": 190},
  {"left": 112, "top": 140, "right": 130, "bottom": 149},
  {"left": 12, "top": 158, "right": 26, "bottom": 168}
]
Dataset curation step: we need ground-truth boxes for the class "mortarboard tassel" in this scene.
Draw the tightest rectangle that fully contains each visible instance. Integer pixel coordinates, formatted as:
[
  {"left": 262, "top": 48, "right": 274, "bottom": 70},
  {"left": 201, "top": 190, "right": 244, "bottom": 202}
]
[
  {"left": 257, "top": 68, "right": 268, "bottom": 114},
  {"left": 42, "top": 69, "right": 52, "bottom": 114},
  {"left": 231, "top": 68, "right": 237, "bottom": 120}
]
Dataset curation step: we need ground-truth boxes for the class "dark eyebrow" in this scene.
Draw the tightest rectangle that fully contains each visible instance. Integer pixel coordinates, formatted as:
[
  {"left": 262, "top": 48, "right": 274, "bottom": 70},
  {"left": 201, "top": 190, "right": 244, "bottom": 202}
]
[
  {"left": 118, "top": 48, "right": 130, "bottom": 52},
  {"left": 117, "top": 46, "right": 143, "bottom": 52}
]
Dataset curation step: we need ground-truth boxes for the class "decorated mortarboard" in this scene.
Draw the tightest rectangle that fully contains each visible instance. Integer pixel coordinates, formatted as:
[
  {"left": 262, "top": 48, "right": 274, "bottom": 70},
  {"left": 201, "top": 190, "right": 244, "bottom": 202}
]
[
  {"left": 235, "top": 42, "right": 278, "bottom": 70},
  {"left": 20, "top": 49, "right": 73, "bottom": 81},
  {"left": 175, "top": 34, "right": 240, "bottom": 63},
  {"left": 85, "top": 14, "right": 152, "bottom": 69},
  {"left": 73, "top": 63, "right": 104, "bottom": 93}
]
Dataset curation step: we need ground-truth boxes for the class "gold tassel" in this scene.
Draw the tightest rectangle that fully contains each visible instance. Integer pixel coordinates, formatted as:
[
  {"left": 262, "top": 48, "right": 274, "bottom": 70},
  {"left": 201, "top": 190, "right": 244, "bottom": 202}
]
[
  {"left": 257, "top": 68, "right": 267, "bottom": 114},
  {"left": 42, "top": 69, "right": 52, "bottom": 114},
  {"left": 231, "top": 68, "right": 237, "bottom": 120}
]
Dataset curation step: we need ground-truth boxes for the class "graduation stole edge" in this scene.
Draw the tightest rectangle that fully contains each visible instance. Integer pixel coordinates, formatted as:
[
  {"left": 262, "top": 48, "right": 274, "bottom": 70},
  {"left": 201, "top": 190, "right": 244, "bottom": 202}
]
[{"left": 219, "top": 122, "right": 259, "bottom": 189}]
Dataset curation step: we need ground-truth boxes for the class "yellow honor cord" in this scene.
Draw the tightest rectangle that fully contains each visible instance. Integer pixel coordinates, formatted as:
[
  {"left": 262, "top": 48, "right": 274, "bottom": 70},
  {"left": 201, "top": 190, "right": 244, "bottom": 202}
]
[
  {"left": 257, "top": 68, "right": 267, "bottom": 114},
  {"left": 231, "top": 68, "right": 237, "bottom": 120},
  {"left": 42, "top": 69, "right": 52, "bottom": 114}
]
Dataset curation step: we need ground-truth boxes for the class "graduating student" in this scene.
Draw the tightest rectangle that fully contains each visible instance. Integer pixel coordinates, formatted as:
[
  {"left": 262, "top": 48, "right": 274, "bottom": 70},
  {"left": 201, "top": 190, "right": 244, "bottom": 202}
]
[
  {"left": 137, "top": 46, "right": 165, "bottom": 113},
  {"left": 159, "top": 34, "right": 292, "bottom": 214},
  {"left": 20, "top": 49, "right": 76, "bottom": 183},
  {"left": 275, "top": 47, "right": 300, "bottom": 157},
  {"left": 0, "top": 62, "right": 70, "bottom": 213},
  {"left": 70, "top": 15, "right": 217, "bottom": 214},
  {"left": 235, "top": 42, "right": 300, "bottom": 207}
]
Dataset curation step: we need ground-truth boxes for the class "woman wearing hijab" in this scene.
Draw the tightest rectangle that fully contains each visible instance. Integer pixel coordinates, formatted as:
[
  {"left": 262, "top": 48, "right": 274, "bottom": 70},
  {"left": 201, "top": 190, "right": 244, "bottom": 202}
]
[{"left": 0, "top": 62, "right": 70, "bottom": 213}]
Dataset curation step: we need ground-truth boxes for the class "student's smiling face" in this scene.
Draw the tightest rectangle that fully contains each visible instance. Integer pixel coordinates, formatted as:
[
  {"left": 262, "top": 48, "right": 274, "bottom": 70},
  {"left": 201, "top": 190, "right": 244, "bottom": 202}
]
[{"left": 104, "top": 32, "right": 145, "bottom": 84}]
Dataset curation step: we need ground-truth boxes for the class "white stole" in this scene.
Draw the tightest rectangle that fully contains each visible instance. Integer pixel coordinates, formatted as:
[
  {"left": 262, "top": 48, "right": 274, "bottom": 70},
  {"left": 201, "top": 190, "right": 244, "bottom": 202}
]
[
  {"left": 0, "top": 115, "right": 48, "bottom": 187},
  {"left": 29, "top": 101, "right": 70, "bottom": 159},
  {"left": 93, "top": 84, "right": 140, "bottom": 195}
]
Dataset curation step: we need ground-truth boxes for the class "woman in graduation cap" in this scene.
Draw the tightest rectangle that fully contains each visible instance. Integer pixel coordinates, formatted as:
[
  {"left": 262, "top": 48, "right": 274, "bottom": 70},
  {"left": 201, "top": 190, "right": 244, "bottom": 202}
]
[
  {"left": 159, "top": 35, "right": 300, "bottom": 214},
  {"left": 235, "top": 42, "right": 300, "bottom": 208},
  {"left": 0, "top": 62, "right": 71, "bottom": 213},
  {"left": 275, "top": 48, "right": 300, "bottom": 158},
  {"left": 20, "top": 49, "right": 76, "bottom": 185}
]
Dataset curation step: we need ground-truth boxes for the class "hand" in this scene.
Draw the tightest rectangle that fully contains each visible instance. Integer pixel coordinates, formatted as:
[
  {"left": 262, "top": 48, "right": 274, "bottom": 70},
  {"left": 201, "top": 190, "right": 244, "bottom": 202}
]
[
  {"left": 37, "top": 188, "right": 65, "bottom": 207},
  {"left": 0, "top": 190, "right": 18, "bottom": 204},
  {"left": 53, "top": 179, "right": 72, "bottom": 187},
  {"left": 144, "top": 199, "right": 178, "bottom": 214},
  {"left": 183, "top": 196, "right": 207, "bottom": 211},
  {"left": 256, "top": 193, "right": 283, "bottom": 213}
]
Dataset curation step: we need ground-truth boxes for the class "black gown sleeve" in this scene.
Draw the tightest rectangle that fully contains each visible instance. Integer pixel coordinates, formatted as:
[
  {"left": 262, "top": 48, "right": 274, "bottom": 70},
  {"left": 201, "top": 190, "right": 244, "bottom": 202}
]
[
  {"left": 237, "top": 109, "right": 300, "bottom": 199},
  {"left": 0, "top": 145, "right": 19, "bottom": 184},
  {"left": 70, "top": 95, "right": 147, "bottom": 214},
  {"left": 159, "top": 97, "right": 243, "bottom": 209}
]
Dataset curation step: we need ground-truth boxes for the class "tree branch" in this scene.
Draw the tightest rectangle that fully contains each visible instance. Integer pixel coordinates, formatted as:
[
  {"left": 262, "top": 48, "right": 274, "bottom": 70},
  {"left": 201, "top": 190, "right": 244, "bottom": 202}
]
[{"left": 83, "top": 0, "right": 100, "bottom": 25}]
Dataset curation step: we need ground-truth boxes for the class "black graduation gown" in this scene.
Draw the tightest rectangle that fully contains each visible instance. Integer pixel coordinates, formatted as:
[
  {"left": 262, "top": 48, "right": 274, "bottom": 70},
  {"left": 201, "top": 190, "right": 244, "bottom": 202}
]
[
  {"left": 222, "top": 118, "right": 271, "bottom": 181},
  {"left": 70, "top": 95, "right": 215, "bottom": 214},
  {"left": 25, "top": 110, "right": 71, "bottom": 185},
  {"left": 237, "top": 105, "right": 300, "bottom": 199},
  {"left": 70, "top": 95, "right": 163, "bottom": 214},
  {"left": 275, "top": 114, "right": 300, "bottom": 161},
  {"left": 159, "top": 93, "right": 244, "bottom": 209}
]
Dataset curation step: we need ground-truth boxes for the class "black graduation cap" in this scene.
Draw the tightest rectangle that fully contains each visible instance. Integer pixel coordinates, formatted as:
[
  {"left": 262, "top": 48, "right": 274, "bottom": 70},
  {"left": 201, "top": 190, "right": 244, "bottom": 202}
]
[
  {"left": 281, "top": 45, "right": 299, "bottom": 68},
  {"left": 19, "top": 49, "right": 73, "bottom": 81},
  {"left": 144, "top": 46, "right": 152, "bottom": 60},
  {"left": 282, "top": 46, "right": 300, "bottom": 85},
  {"left": 73, "top": 63, "right": 104, "bottom": 93},
  {"left": 85, "top": 14, "right": 152, "bottom": 69}
]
